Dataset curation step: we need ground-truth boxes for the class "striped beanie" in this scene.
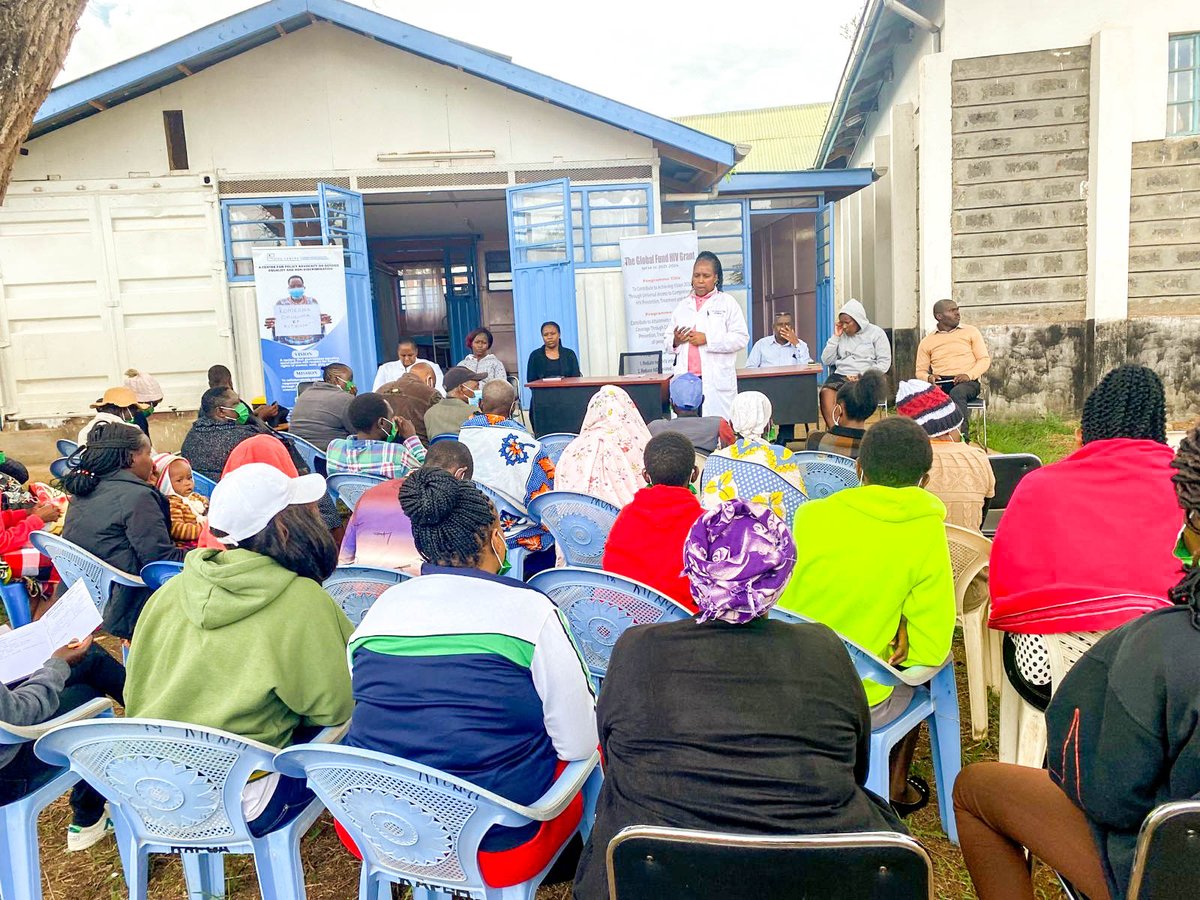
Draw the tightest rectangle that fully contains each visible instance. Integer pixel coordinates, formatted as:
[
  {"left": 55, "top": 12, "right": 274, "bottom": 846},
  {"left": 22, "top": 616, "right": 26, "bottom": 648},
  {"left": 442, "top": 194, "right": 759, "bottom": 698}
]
[{"left": 896, "top": 379, "right": 963, "bottom": 438}]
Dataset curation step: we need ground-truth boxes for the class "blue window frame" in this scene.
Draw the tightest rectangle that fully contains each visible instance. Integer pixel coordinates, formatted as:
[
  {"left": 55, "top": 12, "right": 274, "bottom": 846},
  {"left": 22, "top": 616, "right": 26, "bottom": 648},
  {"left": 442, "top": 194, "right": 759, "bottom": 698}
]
[
  {"left": 1169, "top": 33, "right": 1200, "bottom": 136},
  {"left": 569, "top": 184, "right": 654, "bottom": 267},
  {"left": 221, "top": 196, "right": 322, "bottom": 281}
]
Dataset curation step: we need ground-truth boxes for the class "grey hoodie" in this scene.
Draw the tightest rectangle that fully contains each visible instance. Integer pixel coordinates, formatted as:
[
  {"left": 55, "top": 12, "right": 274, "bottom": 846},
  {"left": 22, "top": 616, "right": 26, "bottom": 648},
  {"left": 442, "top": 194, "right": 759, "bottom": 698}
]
[
  {"left": 0, "top": 658, "right": 69, "bottom": 770},
  {"left": 821, "top": 299, "right": 892, "bottom": 377}
]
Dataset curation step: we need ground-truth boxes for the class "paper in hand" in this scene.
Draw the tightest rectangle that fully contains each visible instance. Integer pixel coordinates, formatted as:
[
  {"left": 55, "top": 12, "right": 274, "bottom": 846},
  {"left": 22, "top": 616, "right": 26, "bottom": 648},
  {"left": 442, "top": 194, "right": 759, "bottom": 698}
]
[{"left": 0, "top": 581, "right": 101, "bottom": 685}]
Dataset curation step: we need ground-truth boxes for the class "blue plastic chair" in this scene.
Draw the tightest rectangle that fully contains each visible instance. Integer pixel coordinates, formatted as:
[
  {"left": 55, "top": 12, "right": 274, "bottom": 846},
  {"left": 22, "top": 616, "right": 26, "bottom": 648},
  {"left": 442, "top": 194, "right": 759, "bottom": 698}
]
[
  {"left": 769, "top": 607, "right": 961, "bottom": 844},
  {"left": 1, "top": 582, "right": 33, "bottom": 628},
  {"left": 700, "top": 454, "right": 808, "bottom": 523},
  {"left": 274, "top": 744, "right": 602, "bottom": 900},
  {"left": 327, "top": 473, "right": 389, "bottom": 512},
  {"left": 280, "top": 432, "right": 327, "bottom": 475},
  {"left": 29, "top": 532, "right": 144, "bottom": 619},
  {"left": 789, "top": 451, "right": 860, "bottom": 499},
  {"left": 140, "top": 561, "right": 185, "bottom": 590},
  {"left": 527, "top": 492, "right": 620, "bottom": 569},
  {"left": 56, "top": 439, "right": 80, "bottom": 458},
  {"left": 49, "top": 457, "right": 74, "bottom": 479},
  {"left": 192, "top": 471, "right": 217, "bottom": 499},
  {"left": 472, "top": 481, "right": 546, "bottom": 579},
  {"left": 34, "top": 718, "right": 348, "bottom": 900},
  {"left": 537, "top": 432, "right": 577, "bottom": 467},
  {"left": 322, "top": 566, "right": 410, "bottom": 627},
  {"left": 428, "top": 433, "right": 459, "bottom": 444},
  {"left": 528, "top": 568, "right": 692, "bottom": 683},
  {"left": 0, "top": 698, "right": 114, "bottom": 900}
]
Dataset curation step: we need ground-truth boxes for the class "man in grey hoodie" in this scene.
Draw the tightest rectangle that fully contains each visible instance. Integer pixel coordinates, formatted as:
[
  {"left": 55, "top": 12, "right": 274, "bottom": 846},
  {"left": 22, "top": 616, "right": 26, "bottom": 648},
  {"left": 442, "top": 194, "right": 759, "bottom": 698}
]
[{"left": 819, "top": 299, "right": 892, "bottom": 429}]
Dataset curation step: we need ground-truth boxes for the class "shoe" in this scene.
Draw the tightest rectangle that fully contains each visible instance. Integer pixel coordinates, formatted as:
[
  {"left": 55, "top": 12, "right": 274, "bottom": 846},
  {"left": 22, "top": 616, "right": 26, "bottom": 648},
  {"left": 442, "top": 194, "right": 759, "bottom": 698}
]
[
  {"left": 67, "top": 805, "right": 114, "bottom": 852},
  {"left": 892, "top": 775, "right": 930, "bottom": 818}
]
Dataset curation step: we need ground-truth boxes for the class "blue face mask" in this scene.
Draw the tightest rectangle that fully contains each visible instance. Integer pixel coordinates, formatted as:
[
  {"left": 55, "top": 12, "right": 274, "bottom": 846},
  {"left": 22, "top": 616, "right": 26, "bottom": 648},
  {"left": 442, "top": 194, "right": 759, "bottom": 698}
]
[
  {"left": 288, "top": 287, "right": 305, "bottom": 300},
  {"left": 470, "top": 388, "right": 483, "bottom": 405}
]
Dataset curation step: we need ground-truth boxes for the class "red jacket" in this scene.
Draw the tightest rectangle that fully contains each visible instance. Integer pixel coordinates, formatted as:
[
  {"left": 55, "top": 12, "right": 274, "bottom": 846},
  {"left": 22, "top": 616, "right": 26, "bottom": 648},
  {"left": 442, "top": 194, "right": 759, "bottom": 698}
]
[
  {"left": 989, "top": 438, "right": 1181, "bottom": 633},
  {"left": 0, "top": 509, "right": 45, "bottom": 556},
  {"left": 602, "top": 484, "right": 701, "bottom": 612}
]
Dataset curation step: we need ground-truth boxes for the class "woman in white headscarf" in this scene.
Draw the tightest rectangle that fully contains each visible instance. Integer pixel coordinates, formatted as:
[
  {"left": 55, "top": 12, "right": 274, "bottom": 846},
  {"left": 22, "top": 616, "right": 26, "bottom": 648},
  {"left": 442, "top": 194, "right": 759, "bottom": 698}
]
[
  {"left": 555, "top": 385, "right": 652, "bottom": 509},
  {"left": 701, "top": 391, "right": 804, "bottom": 512}
]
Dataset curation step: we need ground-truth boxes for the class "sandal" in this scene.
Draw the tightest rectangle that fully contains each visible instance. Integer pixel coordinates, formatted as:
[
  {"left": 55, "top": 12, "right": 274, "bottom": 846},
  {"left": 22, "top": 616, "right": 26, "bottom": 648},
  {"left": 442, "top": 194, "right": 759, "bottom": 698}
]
[{"left": 892, "top": 775, "right": 930, "bottom": 817}]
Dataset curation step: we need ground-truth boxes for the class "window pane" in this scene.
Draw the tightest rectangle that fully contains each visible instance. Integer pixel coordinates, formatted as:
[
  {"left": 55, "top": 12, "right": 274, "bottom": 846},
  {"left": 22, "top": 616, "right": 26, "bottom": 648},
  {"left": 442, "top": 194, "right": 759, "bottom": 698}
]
[
  {"left": 234, "top": 259, "right": 254, "bottom": 277},
  {"left": 1169, "top": 103, "right": 1195, "bottom": 135},
  {"left": 694, "top": 203, "right": 743, "bottom": 221},
  {"left": 1170, "top": 35, "right": 1195, "bottom": 71},
  {"left": 662, "top": 222, "right": 693, "bottom": 233},
  {"left": 723, "top": 265, "right": 746, "bottom": 286},
  {"left": 289, "top": 203, "right": 320, "bottom": 218},
  {"left": 585, "top": 189, "right": 647, "bottom": 207},
  {"left": 1170, "top": 70, "right": 1195, "bottom": 102},
  {"left": 227, "top": 203, "right": 283, "bottom": 223},
  {"left": 526, "top": 247, "right": 568, "bottom": 263},
  {"left": 697, "top": 236, "right": 744, "bottom": 254},
  {"left": 231, "top": 222, "right": 284, "bottom": 240},
  {"left": 232, "top": 238, "right": 285, "bottom": 252},
  {"left": 513, "top": 209, "right": 566, "bottom": 229},
  {"left": 591, "top": 244, "right": 622, "bottom": 262},
  {"left": 589, "top": 224, "right": 648, "bottom": 241},
  {"left": 589, "top": 207, "right": 647, "bottom": 227},
  {"left": 574, "top": 246, "right": 586, "bottom": 263},
  {"left": 662, "top": 205, "right": 694, "bottom": 225},
  {"left": 571, "top": 192, "right": 583, "bottom": 210},
  {"left": 513, "top": 189, "right": 566, "bottom": 209},
  {"left": 749, "top": 195, "right": 821, "bottom": 210},
  {"left": 697, "top": 218, "right": 742, "bottom": 237}
]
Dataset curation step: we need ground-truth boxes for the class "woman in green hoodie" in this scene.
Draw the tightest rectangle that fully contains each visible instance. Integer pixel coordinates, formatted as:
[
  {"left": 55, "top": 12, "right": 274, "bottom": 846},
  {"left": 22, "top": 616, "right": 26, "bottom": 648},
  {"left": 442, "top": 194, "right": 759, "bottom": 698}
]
[{"left": 125, "top": 462, "right": 354, "bottom": 836}]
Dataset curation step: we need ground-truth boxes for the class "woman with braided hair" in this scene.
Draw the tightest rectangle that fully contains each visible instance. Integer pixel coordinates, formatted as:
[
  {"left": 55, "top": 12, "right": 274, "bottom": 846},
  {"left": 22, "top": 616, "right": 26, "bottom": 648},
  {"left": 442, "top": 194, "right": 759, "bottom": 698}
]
[
  {"left": 955, "top": 425, "right": 1200, "bottom": 900},
  {"left": 60, "top": 422, "right": 184, "bottom": 638},
  {"left": 344, "top": 466, "right": 597, "bottom": 884}
]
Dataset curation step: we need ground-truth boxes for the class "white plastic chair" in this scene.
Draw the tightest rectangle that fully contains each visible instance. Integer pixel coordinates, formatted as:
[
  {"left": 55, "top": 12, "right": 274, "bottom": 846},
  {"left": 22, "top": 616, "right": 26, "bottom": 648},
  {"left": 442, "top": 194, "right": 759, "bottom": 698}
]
[
  {"left": 323, "top": 566, "right": 410, "bottom": 627},
  {"left": 473, "top": 481, "right": 542, "bottom": 579},
  {"left": 0, "top": 698, "right": 113, "bottom": 900},
  {"left": 945, "top": 524, "right": 996, "bottom": 739},
  {"left": 788, "top": 450, "right": 860, "bottom": 499},
  {"left": 327, "top": 473, "right": 389, "bottom": 511},
  {"left": 34, "top": 718, "right": 347, "bottom": 900},
  {"left": 527, "top": 491, "right": 620, "bottom": 569},
  {"left": 28, "top": 531, "right": 144, "bottom": 617},
  {"left": 275, "top": 744, "right": 602, "bottom": 900},
  {"left": 537, "top": 433, "right": 577, "bottom": 467}
]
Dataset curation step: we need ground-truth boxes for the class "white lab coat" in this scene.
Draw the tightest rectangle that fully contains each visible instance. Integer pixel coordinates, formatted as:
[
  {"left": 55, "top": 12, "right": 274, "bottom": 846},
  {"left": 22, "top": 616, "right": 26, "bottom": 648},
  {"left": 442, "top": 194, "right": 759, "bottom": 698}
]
[{"left": 662, "top": 290, "right": 749, "bottom": 419}]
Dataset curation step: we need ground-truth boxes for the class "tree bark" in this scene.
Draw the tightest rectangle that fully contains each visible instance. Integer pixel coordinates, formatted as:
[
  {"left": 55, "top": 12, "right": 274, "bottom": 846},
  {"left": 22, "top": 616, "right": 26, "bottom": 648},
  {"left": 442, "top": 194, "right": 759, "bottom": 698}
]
[{"left": 0, "top": 0, "right": 89, "bottom": 205}]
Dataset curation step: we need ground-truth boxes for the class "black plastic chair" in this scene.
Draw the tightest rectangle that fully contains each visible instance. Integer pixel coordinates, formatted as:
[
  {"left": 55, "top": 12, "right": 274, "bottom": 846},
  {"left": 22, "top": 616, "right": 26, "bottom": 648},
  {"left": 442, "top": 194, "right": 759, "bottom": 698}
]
[
  {"left": 607, "top": 827, "right": 933, "bottom": 900},
  {"left": 1127, "top": 801, "right": 1200, "bottom": 899},
  {"left": 982, "top": 453, "right": 1042, "bottom": 537},
  {"left": 618, "top": 351, "right": 663, "bottom": 376}
]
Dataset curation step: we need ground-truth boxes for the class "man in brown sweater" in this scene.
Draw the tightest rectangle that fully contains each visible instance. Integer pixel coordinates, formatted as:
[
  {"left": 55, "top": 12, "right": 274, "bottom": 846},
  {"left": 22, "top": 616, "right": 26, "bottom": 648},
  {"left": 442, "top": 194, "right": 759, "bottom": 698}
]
[
  {"left": 915, "top": 299, "right": 991, "bottom": 442},
  {"left": 377, "top": 362, "right": 440, "bottom": 446}
]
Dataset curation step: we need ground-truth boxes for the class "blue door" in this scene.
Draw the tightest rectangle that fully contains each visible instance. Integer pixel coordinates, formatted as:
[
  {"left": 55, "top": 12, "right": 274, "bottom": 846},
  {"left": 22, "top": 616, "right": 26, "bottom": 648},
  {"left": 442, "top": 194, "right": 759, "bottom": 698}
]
[
  {"left": 319, "top": 183, "right": 378, "bottom": 390},
  {"left": 506, "top": 180, "right": 577, "bottom": 405},
  {"left": 815, "top": 201, "right": 835, "bottom": 372}
]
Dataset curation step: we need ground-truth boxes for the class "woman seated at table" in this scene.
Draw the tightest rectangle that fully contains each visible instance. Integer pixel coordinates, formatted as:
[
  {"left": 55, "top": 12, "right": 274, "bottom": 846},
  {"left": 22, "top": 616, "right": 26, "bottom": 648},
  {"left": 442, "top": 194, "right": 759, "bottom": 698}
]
[
  {"left": 526, "top": 321, "right": 581, "bottom": 434},
  {"left": 701, "top": 391, "right": 804, "bottom": 514},
  {"left": 555, "top": 385, "right": 651, "bottom": 508},
  {"left": 573, "top": 499, "right": 904, "bottom": 900},
  {"left": 458, "top": 327, "right": 508, "bottom": 385}
]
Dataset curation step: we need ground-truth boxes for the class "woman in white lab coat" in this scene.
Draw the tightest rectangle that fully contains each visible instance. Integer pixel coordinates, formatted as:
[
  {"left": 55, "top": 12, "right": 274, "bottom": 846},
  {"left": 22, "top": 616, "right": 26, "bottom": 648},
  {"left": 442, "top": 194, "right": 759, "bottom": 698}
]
[{"left": 662, "top": 252, "right": 749, "bottom": 420}]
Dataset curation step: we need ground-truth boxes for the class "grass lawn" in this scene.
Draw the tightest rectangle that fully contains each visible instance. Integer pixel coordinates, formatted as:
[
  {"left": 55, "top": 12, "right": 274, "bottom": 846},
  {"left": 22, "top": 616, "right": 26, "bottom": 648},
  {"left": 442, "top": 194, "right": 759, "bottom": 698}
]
[{"left": 985, "top": 415, "right": 1078, "bottom": 464}]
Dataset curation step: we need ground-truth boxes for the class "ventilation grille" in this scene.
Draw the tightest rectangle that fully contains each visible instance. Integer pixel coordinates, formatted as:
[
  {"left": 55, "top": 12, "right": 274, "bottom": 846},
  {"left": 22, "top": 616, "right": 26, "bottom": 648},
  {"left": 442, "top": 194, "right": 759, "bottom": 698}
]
[
  {"left": 515, "top": 165, "right": 653, "bottom": 183},
  {"left": 355, "top": 171, "right": 509, "bottom": 189},
  {"left": 219, "top": 176, "right": 351, "bottom": 194}
]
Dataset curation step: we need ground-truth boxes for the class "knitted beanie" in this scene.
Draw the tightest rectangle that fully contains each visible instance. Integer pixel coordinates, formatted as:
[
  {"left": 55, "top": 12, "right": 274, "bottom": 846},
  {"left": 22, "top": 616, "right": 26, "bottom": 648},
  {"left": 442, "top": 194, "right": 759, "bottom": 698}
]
[
  {"left": 124, "top": 368, "right": 163, "bottom": 403},
  {"left": 895, "top": 379, "right": 963, "bottom": 438}
]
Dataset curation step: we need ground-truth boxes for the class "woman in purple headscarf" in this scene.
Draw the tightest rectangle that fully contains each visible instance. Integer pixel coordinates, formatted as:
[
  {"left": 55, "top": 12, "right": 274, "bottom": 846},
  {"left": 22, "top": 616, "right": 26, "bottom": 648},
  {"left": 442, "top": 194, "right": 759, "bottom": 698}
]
[{"left": 572, "top": 499, "right": 905, "bottom": 900}]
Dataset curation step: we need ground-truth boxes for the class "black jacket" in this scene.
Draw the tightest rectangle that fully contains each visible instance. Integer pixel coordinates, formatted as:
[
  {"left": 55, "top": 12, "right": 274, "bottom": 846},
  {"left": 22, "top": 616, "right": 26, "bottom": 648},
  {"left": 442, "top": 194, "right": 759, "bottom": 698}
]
[
  {"left": 60, "top": 470, "right": 185, "bottom": 639},
  {"left": 1047, "top": 604, "right": 1200, "bottom": 900},
  {"left": 573, "top": 617, "right": 903, "bottom": 900},
  {"left": 525, "top": 346, "right": 581, "bottom": 383}
]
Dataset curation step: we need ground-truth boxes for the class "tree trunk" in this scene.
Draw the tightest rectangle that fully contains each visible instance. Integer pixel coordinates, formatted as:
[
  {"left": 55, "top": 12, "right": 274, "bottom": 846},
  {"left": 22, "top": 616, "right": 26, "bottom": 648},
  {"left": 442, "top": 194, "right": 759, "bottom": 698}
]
[{"left": 0, "top": 0, "right": 89, "bottom": 205}]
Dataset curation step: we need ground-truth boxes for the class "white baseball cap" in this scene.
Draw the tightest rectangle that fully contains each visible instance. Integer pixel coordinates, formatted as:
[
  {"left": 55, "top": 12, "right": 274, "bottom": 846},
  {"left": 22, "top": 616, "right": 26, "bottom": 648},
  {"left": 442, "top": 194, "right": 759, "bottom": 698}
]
[{"left": 208, "top": 463, "right": 327, "bottom": 546}]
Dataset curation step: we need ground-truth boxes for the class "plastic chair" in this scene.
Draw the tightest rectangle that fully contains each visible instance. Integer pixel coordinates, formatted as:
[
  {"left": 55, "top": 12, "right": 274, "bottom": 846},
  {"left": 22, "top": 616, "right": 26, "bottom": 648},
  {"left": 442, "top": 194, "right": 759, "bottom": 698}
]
[
  {"left": 527, "top": 492, "right": 619, "bottom": 569},
  {"left": 279, "top": 432, "right": 327, "bottom": 475},
  {"left": 981, "top": 453, "right": 1042, "bottom": 537},
  {"left": 140, "top": 561, "right": 185, "bottom": 590},
  {"left": 49, "top": 457, "right": 74, "bottom": 479},
  {"left": 769, "top": 607, "right": 962, "bottom": 844},
  {"left": 700, "top": 454, "right": 808, "bottom": 524},
  {"left": 944, "top": 524, "right": 997, "bottom": 739},
  {"left": 1127, "top": 801, "right": 1200, "bottom": 899},
  {"left": 192, "top": 471, "right": 217, "bottom": 499},
  {"left": 56, "top": 439, "right": 80, "bottom": 458},
  {"left": 473, "top": 481, "right": 542, "bottom": 579},
  {"left": 0, "top": 698, "right": 114, "bottom": 900},
  {"left": 428, "top": 433, "right": 459, "bottom": 444},
  {"left": 966, "top": 397, "right": 988, "bottom": 450},
  {"left": 607, "top": 826, "right": 933, "bottom": 900},
  {"left": 618, "top": 351, "right": 662, "bottom": 376},
  {"left": 789, "top": 450, "right": 860, "bottom": 499},
  {"left": 537, "top": 432, "right": 577, "bottom": 466},
  {"left": 34, "top": 718, "right": 347, "bottom": 900},
  {"left": 528, "top": 568, "right": 692, "bottom": 683},
  {"left": 274, "top": 744, "right": 601, "bottom": 900},
  {"left": 327, "top": 473, "right": 388, "bottom": 512},
  {"left": 1, "top": 582, "right": 34, "bottom": 628},
  {"left": 322, "top": 566, "right": 410, "bottom": 626},
  {"left": 28, "top": 531, "right": 143, "bottom": 618}
]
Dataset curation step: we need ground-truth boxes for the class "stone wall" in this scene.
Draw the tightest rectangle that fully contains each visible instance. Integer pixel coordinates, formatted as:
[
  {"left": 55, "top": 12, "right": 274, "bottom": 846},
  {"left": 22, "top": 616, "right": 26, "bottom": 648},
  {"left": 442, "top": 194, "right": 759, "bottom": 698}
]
[{"left": 1129, "top": 138, "right": 1200, "bottom": 318}]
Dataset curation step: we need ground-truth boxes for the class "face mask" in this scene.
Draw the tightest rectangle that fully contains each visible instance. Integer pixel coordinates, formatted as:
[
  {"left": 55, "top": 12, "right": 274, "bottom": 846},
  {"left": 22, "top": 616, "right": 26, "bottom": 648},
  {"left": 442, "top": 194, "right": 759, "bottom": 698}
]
[
  {"left": 221, "top": 404, "right": 250, "bottom": 425},
  {"left": 337, "top": 377, "right": 355, "bottom": 393},
  {"left": 381, "top": 418, "right": 399, "bottom": 443},
  {"left": 470, "top": 388, "right": 483, "bottom": 405},
  {"left": 0, "top": 451, "right": 6, "bottom": 465},
  {"left": 492, "top": 533, "right": 512, "bottom": 577},
  {"left": 288, "top": 287, "right": 305, "bottom": 299},
  {"left": 766, "top": 423, "right": 779, "bottom": 443}
]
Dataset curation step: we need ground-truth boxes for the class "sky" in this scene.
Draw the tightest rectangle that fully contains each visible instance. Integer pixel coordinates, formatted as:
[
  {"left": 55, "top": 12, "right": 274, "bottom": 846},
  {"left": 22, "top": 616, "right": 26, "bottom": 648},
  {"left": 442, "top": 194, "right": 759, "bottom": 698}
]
[{"left": 58, "top": 0, "right": 863, "bottom": 117}]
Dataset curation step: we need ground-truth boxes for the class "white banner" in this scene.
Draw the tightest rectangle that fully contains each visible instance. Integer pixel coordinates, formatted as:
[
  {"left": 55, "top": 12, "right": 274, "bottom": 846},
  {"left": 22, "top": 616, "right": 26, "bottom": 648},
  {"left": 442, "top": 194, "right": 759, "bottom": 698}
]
[{"left": 620, "top": 231, "right": 699, "bottom": 355}]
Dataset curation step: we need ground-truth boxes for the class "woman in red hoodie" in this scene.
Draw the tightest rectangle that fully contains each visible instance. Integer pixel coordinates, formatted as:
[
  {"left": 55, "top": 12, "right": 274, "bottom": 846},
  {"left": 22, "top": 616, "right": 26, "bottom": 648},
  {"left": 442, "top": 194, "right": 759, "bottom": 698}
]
[{"left": 602, "top": 432, "right": 702, "bottom": 611}]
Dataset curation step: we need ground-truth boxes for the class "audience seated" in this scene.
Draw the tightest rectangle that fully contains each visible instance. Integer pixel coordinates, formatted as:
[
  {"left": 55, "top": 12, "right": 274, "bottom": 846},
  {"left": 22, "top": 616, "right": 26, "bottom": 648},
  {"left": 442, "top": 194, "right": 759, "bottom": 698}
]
[
  {"left": 289, "top": 363, "right": 357, "bottom": 452},
  {"left": 555, "top": 385, "right": 652, "bottom": 509},
  {"left": 60, "top": 423, "right": 185, "bottom": 639},
  {"left": 326, "top": 393, "right": 426, "bottom": 479},
  {"left": 77, "top": 386, "right": 149, "bottom": 447},
  {"left": 701, "top": 391, "right": 804, "bottom": 512},
  {"left": 339, "top": 440, "right": 474, "bottom": 574},
  {"left": 573, "top": 499, "right": 904, "bottom": 900},
  {"left": 0, "top": 453, "right": 62, "bottom": 598},
  {"left": 458, "top": 380, "right": 555, "bottom": 554},
  {"left": 647, "top": 374, "right": 733, "bottom": 453},
  {"left": 424, "top": 366, "right": 482, "bottom": 439},
  {"left": 150, "top": 453, "right": 208, "bottom": 550},
  {"left": 345, "top": 467, "right": 596, "bottom": 862},
  {"left": 376, "top": 361, "right": 440, "bottom": 446},
  {"left": 125, "top": 463, "right": 353, "bottom": 836},
  {"left": 122, "top": 369, "right": 163, "bottom": 440},
  {"left": 895, "top": 379, "right": 995, "bottom": 530},
  {"left": 602, "top": 432, "right": 702, "bottom": 611},
  {"left": 805, "top": 369, "right": 886, "bottom": 460},
  {"left": 954, "top": 424, "right": 1200, "bottom": 900},
  {"left": 778, "top": 417, "right": 954, "bottom": 813}
]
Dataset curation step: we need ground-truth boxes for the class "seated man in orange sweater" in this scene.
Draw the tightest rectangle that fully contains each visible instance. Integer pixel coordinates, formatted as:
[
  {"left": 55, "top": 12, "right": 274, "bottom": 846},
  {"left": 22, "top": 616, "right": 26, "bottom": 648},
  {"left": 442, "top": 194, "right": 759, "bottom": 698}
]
[{"left": 602, "top": 432, "right": 702, "bottom": 612}]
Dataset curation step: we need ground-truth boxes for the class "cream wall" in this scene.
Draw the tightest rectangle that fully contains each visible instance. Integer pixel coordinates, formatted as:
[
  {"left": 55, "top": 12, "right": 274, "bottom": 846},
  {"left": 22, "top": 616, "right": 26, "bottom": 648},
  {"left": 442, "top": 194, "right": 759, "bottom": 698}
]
[{"left": 14, "top": 22, "right": 655, "bottom": 183}]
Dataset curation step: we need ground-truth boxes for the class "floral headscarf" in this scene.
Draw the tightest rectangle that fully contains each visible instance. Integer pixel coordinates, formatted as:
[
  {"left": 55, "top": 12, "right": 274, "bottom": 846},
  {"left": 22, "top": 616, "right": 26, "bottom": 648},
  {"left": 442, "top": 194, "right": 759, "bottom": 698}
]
[
  {"left": 683, "top": 498, "right": 796, "bottom": 624},
  {"left": 555, "top": 385, "right": 652, "bottom": 508}
]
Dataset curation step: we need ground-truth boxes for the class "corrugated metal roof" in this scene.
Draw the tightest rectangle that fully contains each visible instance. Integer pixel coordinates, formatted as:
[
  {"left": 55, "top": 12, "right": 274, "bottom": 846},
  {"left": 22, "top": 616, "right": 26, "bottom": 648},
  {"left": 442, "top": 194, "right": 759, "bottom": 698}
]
[{"left": 674, "top": 103, "right": 832, "bottom": 172}]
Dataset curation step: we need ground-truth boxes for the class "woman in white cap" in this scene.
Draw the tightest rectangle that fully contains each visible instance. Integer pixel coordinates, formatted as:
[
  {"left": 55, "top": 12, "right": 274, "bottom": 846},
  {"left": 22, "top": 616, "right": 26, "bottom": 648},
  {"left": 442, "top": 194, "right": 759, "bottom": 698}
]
[
  {"left": 122, "top": 369, "right": 164, "bottom": 440},
  {"left": 700, "top": 391, "right": 804, "bottom": 517},
  {"left": 124, "top": 463, "right": 354, "bottom": 835}
]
